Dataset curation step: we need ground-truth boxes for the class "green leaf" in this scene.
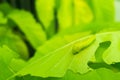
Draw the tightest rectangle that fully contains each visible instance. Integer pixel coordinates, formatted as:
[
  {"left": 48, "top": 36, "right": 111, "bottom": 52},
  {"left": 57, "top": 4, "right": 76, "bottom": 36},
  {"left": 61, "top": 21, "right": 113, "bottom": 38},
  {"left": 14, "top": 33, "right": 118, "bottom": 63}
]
[
  {"left": 0, "top": 58, "right": 14, "bottom": 80},
  {"left": 15, "top": 68, "right": 120, "bottom": 80},
  {"left": 0, "top": 26, "right": 8, "bottom": 37},
  {"left": 101, "top": 34, "right": 120, "bottom": 64},
  {"left": 5, "top": 32, "right": 29, "bottom": 60},
  {"left": 36, "top": 0, "right": 56, "bottom": 38},
  {"left": 91, "top": 0, "right": 115, "bottom": 22},
  {"left": 35, "top": 0, "right": 55, "bottom": 30},
  {"left": 32, "top": 22, "right": 120, "bottom": 62},
  {"left": 57, "top": 0, "right": 73, "bottom": 30},
  {"left": 0, "top": 46, "right": 18, "bottom": 80},
  {"left": 57, "top": 0, "right": 93, "bottom": 31},
  {"left": 0, "top": 11, "right": 7, "bottom": 24},
  {"left": 8, "top": 10, "right": 47, "bottom": 49},
  {"left": 0, "top": 45, "right": 27, "bottom": 80},
  {"left": 0, "top": 3, "right": 14, "bottom": 15},
  {"left": 32, "top": 31, "right": 91, "bottom": 60},
  {"left": 15, "top": 31, "right": 120, "bottom": 78},
  {"left": 0, "top": 45, "right": 19, "bottom": 63},
  {"left": 9, "top": 58, "right": 27, "bottom": 72},
  {"left": 74, "top": 0, "right": 93, "bottom": 26},
  {"left": 0, "top": 26, "right": 29, "bottom": 60},
  {"left": 60, "top": 22, "right": 120, "bottom": 35},
  {"left": 62, "top": 68, "right": 120, "bottom": 80}
]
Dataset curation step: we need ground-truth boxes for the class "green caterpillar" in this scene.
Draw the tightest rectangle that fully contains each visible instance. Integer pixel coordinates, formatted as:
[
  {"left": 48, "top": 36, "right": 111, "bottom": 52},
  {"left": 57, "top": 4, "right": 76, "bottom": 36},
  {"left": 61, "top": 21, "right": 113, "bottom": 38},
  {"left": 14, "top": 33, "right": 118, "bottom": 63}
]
[{"left": 72, "top": 35, "right": 96, "bottom": 55}]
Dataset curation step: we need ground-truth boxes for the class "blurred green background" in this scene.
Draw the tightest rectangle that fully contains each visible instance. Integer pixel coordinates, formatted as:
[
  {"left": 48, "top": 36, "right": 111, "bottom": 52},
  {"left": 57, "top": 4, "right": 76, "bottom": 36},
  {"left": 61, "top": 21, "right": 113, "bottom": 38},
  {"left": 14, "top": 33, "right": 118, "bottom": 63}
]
[
  {"left": 0, "top": 0, "right": 38, "bottom": 21},
  {"left": 0, "top": 0, "right": 120, "bottom": 21}
]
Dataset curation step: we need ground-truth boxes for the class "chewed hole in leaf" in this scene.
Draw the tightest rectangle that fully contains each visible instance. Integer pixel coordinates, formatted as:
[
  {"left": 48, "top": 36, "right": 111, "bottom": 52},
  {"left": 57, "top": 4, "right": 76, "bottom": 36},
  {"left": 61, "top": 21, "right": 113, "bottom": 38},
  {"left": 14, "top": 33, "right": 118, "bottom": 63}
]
[
  {"left": 88, "top": 62, "right": 111, "bottom": 69},
  {"left": 88, "top": 40, "right": 120, "bottom": 72},
  {"left": 95, "top": 41, "right": 111, "bottom": 62},
  {"left": 72, "top": 35, "right": 96, "bottom": 55},
  {"left": 88, "top": 62, "right": 120, "bottom": 72}
]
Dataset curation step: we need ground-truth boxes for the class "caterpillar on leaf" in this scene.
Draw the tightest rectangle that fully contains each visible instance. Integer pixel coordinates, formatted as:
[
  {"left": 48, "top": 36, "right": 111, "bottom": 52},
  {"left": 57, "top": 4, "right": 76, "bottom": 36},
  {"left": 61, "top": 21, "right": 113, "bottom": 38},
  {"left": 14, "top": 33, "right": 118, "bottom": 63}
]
[{"left": 72, "top": 35, "right": 96, "bottom": 55}]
